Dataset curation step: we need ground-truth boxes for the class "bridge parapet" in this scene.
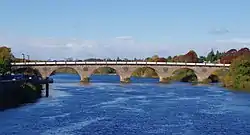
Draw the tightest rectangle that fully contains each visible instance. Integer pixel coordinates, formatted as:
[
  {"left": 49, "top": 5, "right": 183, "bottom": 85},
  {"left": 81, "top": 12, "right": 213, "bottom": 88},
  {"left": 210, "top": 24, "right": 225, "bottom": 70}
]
[{"left": 11, "top": 61, "right": 230, "bottom": 67}]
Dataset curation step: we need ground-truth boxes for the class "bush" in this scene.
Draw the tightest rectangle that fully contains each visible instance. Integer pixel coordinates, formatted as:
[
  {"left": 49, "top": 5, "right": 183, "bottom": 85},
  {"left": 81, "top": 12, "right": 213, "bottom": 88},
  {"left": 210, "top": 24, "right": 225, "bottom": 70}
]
[
  {"left": 20, "top": 83, "right": 42, "bottom": 103},
  {"left": 0, "top": 82, "right": 42, "bottom": 110},
  {"left": 223, "top": 54, "right": 250, "bottom": 90}
]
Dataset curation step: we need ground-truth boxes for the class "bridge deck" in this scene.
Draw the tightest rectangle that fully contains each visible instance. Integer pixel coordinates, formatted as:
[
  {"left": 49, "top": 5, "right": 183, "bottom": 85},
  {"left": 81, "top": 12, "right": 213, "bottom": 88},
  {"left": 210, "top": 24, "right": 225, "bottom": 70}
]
[{"left": 11, "top": 61, "right": 230, "bottom": 67}]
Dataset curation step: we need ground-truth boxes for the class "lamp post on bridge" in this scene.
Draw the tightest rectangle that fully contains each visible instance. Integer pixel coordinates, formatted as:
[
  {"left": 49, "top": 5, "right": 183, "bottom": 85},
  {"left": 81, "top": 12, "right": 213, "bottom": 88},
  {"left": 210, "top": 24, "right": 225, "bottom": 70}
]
[
  {"left": 21, "top": 53, "right": 25, "bottom": 62},
  {"left": 27, "top": 55, "right": 30, "bottom": 62}
]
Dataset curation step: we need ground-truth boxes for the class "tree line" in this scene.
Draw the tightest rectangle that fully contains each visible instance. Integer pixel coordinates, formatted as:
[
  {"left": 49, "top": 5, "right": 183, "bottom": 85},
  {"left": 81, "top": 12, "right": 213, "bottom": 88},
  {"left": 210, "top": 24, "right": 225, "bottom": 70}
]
[
  {"left": 9, "top": 47, "right": 250, "bottom": 65},
  {"left": 1, "top": 46, "right": 250, "bottom": 91},
  {"left": 145, "top": 47, "right": 250, "bottom": 64},
  {"left": 49, "top": 48, "right": 250, "bottom": 64}
]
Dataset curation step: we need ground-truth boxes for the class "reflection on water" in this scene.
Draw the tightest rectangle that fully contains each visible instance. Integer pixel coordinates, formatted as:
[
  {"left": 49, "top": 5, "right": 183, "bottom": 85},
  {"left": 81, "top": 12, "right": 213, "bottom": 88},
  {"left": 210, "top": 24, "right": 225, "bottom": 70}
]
[{"left": 1, "top": 73, "right": 250, "bottom": 135}]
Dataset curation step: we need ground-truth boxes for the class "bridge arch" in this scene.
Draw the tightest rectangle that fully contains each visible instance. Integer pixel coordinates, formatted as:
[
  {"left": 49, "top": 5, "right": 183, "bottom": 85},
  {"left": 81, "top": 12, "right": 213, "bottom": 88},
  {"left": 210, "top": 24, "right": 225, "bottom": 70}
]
[
  {"left": 171, "top": 68, "right": 198, "bottom": 82},
  {"left": 208, "top": 68, "right": 229, "bottom": 83},
  {"left": 49, "top": 67, "right": 79, "bottom": 76},
  {"left": 91, "top": 67, "right": 117, "bottom": 75},
  {"left": 46, "top": 66, "right": 83, "bottom": 80},
  {"left": 11, "top": 63, "right": 229, "bottom": 83},
  {"left": 207, "top": 74, "right": 219, "bottom": 83},
  {"left": 89, "top": 67, "right": 120, "bottom": 82},
  {"left": 129, "top": 66, "right": 159, "bottom": 82},
  {"left": 131, "top": 67, "right": 159, "bottom": 78},
  {"left": 170, "top": 67, "right": 226, "bottom": 83}
]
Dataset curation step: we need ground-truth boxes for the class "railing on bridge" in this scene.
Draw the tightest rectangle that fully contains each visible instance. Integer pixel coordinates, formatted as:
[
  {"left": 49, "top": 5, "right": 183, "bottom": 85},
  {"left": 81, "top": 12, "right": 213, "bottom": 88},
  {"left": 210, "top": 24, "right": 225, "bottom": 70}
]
[{"left": 11, "top": 61, "right": 231, "bottom": 67}]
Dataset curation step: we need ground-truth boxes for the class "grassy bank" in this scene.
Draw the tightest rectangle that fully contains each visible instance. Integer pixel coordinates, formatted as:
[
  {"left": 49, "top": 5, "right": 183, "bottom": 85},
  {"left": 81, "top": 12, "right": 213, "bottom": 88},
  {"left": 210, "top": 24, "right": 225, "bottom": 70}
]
[
  {"left": 0, "top": 81, "right": 43, "bottom": 111},
  {"left": 222, "top": 54, "right": 250, "bottom": 91}
]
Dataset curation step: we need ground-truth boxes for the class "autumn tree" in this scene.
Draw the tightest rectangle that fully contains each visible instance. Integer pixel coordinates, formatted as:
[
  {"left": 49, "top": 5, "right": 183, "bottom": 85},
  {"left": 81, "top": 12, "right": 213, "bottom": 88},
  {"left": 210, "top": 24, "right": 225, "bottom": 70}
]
[
  {"left": 156, "top": 57, "right": 167, "bottom": 62},
  {"left": 173, "top": 50, "right": 198, "bottom": 63},
  {"left": 220, "top": 48, "right": 250, "bottom": 64},
  {"left": 236, "top": 47, "right": 250, "bottom": 56},
  {"left": 185, "top": 50, "right": 198, "bottom": 62}
]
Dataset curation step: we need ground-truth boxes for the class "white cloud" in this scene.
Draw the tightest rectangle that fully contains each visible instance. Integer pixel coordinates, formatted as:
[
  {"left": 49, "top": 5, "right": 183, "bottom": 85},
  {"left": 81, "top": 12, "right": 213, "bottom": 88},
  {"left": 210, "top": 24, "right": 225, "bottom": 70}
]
[
  {"left": 216, "top": 38, "right": 250, "bottom": 44},
  {"left": 204, "top": 38, "right": 250, "bottom": 53},
  {"left": 1, "top": 33, "right": 250, "bottom": 60},
  {"left": 115, "top": 36, "right": 133, "bottom": 40},
  {"left": 0, "top": 34, "right": 167, "bottom": 60},
  {"left": 208, "top": 28, "right": 230, "bottom": 35}
]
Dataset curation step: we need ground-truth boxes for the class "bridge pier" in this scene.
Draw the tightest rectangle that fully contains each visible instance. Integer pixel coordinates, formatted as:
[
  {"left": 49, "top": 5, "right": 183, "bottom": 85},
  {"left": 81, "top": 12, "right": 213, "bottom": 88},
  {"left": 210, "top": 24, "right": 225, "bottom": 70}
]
[
  {"left": 45, "top": 82, "right": 49, "bottom": 97},
  {"left": 119, "top": 72, "right": 132, "bottom": 83},
  {"left": 197, "top": 76, "right": 209, "bottom": 83},
  {"left": 196, "top": 72, "right": 212, "bottom": 83},
  {"left": 120, "top": 77, "right": 130, "bottom": 83},
  {"left": 80, "top": 76, "right": 90, "bottom": 83},
  {"left": 159, "top": 76, "right": 172, "bottom": 83}
]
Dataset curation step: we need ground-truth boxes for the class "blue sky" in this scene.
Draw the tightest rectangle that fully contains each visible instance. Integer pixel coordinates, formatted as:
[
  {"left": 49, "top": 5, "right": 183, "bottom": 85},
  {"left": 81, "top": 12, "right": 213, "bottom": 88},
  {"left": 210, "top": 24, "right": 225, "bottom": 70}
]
[{"left": 1, "top": 0, "right": 250, "bottom": 60}]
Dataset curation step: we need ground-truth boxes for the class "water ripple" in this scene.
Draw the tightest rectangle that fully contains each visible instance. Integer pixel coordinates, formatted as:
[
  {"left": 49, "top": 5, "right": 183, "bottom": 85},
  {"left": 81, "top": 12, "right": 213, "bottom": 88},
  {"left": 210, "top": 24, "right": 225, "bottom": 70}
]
[
  {"left": 41, "top": 117, "right": 106, "bottom": 135},
  {"left": 1, "top": 75, "right": 250, "bottom": 135}
]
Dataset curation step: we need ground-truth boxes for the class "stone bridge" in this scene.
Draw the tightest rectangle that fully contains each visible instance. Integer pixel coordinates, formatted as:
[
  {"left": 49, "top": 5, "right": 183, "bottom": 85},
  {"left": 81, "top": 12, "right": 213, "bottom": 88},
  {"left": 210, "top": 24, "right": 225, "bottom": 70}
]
[{"left": 11, "top": 61, "right": 230, "bottom": 83}]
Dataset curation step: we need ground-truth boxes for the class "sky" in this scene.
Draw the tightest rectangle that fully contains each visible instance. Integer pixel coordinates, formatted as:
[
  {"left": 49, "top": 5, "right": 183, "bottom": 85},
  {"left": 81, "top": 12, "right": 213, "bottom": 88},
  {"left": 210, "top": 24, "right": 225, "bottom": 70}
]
[{"left": 1, "top": 0, "right": 250, "bottom": 60}]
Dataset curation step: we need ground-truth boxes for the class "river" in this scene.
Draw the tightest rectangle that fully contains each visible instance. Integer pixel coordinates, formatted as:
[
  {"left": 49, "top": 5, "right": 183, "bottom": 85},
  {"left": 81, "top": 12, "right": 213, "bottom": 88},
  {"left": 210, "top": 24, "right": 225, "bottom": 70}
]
[{"left": 1, "top": 74, "right": 250, "bottom": 135}]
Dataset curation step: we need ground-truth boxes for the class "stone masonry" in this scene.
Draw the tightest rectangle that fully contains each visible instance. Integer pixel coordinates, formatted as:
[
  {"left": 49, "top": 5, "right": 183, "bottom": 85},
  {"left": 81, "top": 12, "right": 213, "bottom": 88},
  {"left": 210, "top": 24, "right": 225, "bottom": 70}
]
[{"left": 12, "top": 65, "right": 229, "bottom": 83}]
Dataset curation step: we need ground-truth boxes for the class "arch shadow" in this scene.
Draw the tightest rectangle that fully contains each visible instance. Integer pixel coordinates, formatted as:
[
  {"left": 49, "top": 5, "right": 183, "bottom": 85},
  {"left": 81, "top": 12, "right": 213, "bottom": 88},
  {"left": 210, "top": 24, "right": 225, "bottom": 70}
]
[
  {"left": 172, "top": 68, "right": 198, "bottom": 82},
  {"left": 13, "top": 67, "right": 42, "bottom": 77},
  {"left": 209, "top": 68, "right": 229, "bottom": 83},
  {"left": 49, "top": 67, "right": 81, "bottom": 82},
  {"left": 131, "top": 67, "right": 159, "bottom": 83},
  {"left": 90, "top": 67, "right": 120, "bottom": 83},
  {"left": 208, "top": 74, "right": 219, "bottom": 83}
]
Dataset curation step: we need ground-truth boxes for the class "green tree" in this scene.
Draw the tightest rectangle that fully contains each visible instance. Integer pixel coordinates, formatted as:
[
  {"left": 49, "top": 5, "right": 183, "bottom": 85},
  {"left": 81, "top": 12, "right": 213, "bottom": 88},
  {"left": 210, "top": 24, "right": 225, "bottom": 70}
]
[
  {"left": 0, "top": 46, "right": 13, "bottom": 75},
  {"left": 116, "top": 57, "right": 121, "bottom": 61},
  {"left": 152, "top": 55, "right": 159, "bottom": 62},
  {"left": 214, "top": 50, "right": 225, "bottom": 62},
  {"left": 0, "top": 59, "right": 8, "bottom": 75},
  {"left": 198, "top": 56, "right": 206, "bottom": 63},
  {"left": 207, "top": 49, "right": 216, "bottom": 62},
  {"left": 223, "top": 54, "right": 250, "bottom": 90},
  {"left": 167, "top": 56, "right": 172, "bottom": 62}
]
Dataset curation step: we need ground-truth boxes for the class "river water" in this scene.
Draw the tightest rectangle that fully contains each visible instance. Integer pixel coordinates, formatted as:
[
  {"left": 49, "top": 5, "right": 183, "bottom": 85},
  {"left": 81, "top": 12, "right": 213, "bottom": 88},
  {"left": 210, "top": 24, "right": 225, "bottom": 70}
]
[{"left": 1, "top": 74, "right": 250, "bottom": 135}]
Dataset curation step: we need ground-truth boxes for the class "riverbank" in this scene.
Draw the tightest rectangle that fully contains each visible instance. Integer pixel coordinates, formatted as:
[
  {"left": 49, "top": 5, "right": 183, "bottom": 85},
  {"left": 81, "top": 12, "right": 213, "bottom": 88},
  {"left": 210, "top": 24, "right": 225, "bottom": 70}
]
[{"left": 0, "top": 80, "right": 43, "bottom": 111}]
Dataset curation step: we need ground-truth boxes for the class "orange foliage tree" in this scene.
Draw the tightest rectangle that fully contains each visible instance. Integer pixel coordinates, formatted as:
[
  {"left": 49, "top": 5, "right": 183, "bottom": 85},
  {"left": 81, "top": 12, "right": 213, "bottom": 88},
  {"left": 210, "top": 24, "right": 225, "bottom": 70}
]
[
  {"left": 220, "top": 48, "right": 250, "bottom": 64},
  {"left": 173, "top": 50, "right": 198, "bottom": 63}
]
